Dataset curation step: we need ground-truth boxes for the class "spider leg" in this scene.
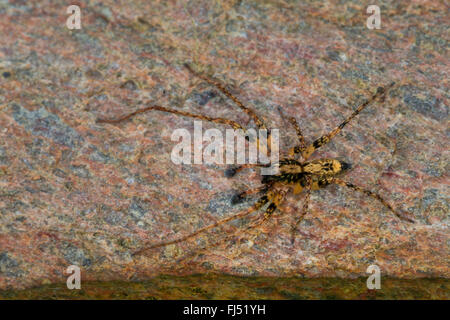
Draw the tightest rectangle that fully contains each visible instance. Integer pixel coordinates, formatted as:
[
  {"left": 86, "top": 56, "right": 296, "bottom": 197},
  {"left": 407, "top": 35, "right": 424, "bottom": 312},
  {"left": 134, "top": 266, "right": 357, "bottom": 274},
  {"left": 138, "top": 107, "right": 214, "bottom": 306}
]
[
  {"left": 287, "top": 117, "right": 307, "bottom": 158},
  {"left": 223, "top": 202, "right": 279, "bottom": 257},
  {"left": 288, "top": 117, "right": 306, "bottom": 152},
  {"left": 277, "top": 106, "right": 307, "bottom": 158},
  {"left": 158, "top": 190, "right": 286, "bottom": 266},
  {"left": 174, "top": 209, "right": 270, "bottom": 265},
  {"left": 225, "top": 163, "right": 270, "bottom": 178},
  {"left": 291, "top": 176, "right": 312, "bottom": 244},
  {"left": 97, "top": 104, "right": 245, "bottom": 130},
  {"left": 97, "top": 104, "right": 271, "bottom": 172},
  {"left": 185, "top": 63, "right": 273, "bottom": 175},
  {"left": 301, "top": 82, "right": 395, "bottom": 160},
  {"left": 184, "top": 63, "right": 267, "bottom": 131},
  {"left": 331, "top": 178, "right": 415, "bottom": 223},
  {"left": 132, "top": 191, "right": 271, "bottom": 256},
  {"left": 190, "top": 190, "right": 286, "bottom": 259},
  {"left": 227, "top": 190, "right": 286, "bottom": 254},
  {"left": 263, "top": 190, "right": 285, "bottom": 219},
  {"left": 225, "top": 132, "right": 273, "bottom": 177},
  {"left": 231, "top": 184, "right": 270, "bottom": 205}
]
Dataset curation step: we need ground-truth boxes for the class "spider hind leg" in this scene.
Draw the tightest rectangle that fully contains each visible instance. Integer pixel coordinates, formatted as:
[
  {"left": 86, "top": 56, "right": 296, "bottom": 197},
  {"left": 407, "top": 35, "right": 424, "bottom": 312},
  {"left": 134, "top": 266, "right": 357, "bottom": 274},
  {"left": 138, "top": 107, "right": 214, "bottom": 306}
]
[
  {"left": 332, "top": 178, "right": 415, "bottom": 223},
  {"left": 231, "top": 185, "right": 269, "bottom": 205},
  {"left": 132, "top": 190, "right": 272, "bottom": 256}
]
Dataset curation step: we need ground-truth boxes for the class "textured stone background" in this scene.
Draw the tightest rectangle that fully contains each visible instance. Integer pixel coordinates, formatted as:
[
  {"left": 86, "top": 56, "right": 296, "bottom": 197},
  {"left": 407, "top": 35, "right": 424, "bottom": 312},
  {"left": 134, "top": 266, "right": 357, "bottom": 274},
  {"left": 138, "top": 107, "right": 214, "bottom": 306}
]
[
  {"left": 0, "top": 0, "right": 448, "bottom": 290},
  {"left": 2, "top": 276, "right": 449, "bottom": 300}
]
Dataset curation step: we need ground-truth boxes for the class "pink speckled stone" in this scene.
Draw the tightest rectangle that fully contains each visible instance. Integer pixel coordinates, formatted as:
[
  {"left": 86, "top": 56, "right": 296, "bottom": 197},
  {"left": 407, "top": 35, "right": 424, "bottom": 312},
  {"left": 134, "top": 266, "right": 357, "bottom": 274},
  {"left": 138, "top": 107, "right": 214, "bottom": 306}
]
[{"left": 0, "top": 0, "right": 448, "bottom": 289}]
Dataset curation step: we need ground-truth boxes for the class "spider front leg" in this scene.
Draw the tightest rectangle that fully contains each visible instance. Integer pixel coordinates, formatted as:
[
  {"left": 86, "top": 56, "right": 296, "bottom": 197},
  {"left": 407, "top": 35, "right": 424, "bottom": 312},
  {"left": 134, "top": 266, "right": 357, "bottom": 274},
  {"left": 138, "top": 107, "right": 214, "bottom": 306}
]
[
  {"left": 301, "top": 83, "right": 395, "bottom": 160},
  {"left": 331, "top": 178, "right": 415, "bottom": 223}
]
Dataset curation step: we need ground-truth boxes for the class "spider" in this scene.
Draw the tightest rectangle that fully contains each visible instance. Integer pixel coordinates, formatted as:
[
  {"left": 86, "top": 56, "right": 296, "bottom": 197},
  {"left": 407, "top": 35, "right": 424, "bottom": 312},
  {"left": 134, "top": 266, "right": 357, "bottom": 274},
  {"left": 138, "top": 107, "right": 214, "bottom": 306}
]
[{"left": 97, "top": 63, "right": 415, "bottom": 256}]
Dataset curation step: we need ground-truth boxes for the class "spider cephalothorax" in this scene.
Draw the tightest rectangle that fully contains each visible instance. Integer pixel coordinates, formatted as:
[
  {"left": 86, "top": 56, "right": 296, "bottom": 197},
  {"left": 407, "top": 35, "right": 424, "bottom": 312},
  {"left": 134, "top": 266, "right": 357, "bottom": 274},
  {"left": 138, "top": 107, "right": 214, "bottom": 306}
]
[{"left": 97, "top": 64, "right": 414, "bottom": 256}]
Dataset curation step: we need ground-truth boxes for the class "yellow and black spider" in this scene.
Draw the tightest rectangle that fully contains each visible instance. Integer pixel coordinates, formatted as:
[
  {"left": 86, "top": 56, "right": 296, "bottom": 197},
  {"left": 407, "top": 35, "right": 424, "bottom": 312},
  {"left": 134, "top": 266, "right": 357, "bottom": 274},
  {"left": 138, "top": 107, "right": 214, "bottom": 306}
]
[{"left": 97, "top": 64, "right": 415, "bottom": 256}]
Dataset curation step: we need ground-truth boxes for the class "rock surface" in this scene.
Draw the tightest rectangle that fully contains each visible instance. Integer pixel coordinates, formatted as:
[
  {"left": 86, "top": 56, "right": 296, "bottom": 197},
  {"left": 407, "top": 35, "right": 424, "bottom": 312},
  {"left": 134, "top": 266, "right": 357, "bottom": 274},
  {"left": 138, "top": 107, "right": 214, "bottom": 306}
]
[
  {"left": 0, "top": 0, "right": 448, "bottom": 290},
  {"left": 1, "top": 275, "right": 449, "bottom": 300}
]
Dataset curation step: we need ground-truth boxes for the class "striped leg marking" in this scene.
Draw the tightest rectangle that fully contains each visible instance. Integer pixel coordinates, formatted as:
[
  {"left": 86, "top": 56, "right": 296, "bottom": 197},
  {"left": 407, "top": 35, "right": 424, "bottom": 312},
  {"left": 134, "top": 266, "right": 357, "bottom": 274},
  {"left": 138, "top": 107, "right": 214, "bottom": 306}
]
[
  {"left": 132, "top": 192, "right": 271, "bottom": 255},
  {"left": 184, "top": 63, "right": 267, "bottom": 130},
  {"left": 332, "top": 178, "right": 415, "bottom": 223},
  {"left": 302, "top": 83, "right": 395, "bottom": 160},
  {"left": 97, "top": 104, "right": 245, "bottom": 130},
  {"left": 277, "top": 106, "right": 307, "bottom": 158}
]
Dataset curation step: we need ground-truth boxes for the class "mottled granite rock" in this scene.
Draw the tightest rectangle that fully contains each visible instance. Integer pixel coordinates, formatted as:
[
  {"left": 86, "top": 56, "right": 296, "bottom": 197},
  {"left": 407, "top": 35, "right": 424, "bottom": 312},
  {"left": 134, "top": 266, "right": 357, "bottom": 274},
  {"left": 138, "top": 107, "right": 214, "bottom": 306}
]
[{"left": 0, "top": 0, "right": 448, "bottom": 290}]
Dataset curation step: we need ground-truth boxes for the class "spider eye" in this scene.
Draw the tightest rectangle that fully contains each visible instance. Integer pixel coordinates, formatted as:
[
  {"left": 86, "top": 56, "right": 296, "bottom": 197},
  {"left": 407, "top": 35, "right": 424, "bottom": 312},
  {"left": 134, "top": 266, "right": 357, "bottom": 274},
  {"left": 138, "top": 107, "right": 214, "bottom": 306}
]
[{"left": 341, "top": 162, "right": 352, "bottom": 170}]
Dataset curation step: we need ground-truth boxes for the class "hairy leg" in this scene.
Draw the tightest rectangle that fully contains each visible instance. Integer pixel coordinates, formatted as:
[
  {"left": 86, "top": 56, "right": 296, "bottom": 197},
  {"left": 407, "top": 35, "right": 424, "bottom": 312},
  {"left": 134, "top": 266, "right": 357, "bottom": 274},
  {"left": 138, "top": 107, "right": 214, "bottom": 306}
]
[
  {"left": 332, "top": 178, "right": 415, "bottom": 223},
  {"left": 191, "top": 190, "right": 287, "bottom": 259},
  {"left": 174, "top": 210, "right": 270, "bottom": 265},
  {"left": 302, "top": 83, "right": 395, "bottom": 160},
  {"left": 185, "top": 63, "right": 273, "bottom": 173},
  {"left": 231, "top": 185, "right": 270, "bottom": 205},
  {"left": 166, "top": 190, "right": 286, "bottom": 265},
  {"left": 287, "top": 116, "right": 307, "bottom": 158},
  {"left": 132, "top": 192, "right": 271, "bottom": 256},
  {"left": 97, "top": 104, "right": 272, "bottom": 176},
  {"left": 97, "top": 104, "right": 245, "bottom": 130},
  {"left": 225, "top": 163, "right": 270, "bottom": 178},
  {"left": 184, "top": 63, "right": 267, "bottom": 130},
  {"left": 291, "top": 176, "right": 312, "bottom": 244},
  {"left": 277, "top": 106, "right": 307, "bottom": 158}
]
